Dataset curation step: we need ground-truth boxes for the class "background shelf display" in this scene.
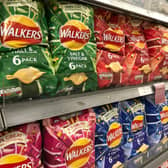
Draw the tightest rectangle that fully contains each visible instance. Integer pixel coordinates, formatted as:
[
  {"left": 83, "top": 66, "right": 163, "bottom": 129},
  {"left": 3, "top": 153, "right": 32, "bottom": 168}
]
[
  {"left": 0, "top": 0, "right": 168, "bottom": 167},
  {"left": 79, "top": 0, "right": 168, "bottom": 24}
]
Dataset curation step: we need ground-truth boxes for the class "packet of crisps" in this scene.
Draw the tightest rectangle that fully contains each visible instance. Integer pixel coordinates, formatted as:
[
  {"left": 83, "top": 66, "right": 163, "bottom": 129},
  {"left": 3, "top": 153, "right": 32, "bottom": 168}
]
[
  {"left": 43, "top": 110, "right": 96, "bottom": 168},
  {"left": 145, "top": 94, "right": 168, "bottom": 146},
  {"left": 0, "top": 0, "right": 48, "bottom": 51},
  {"left": 94, "top": 8, "right": 125, "bottom": 56},
  {"left": 143, "top": 22, "right": 162, "bottom": 47},
  {"left": 122, "top": 17, "right": 151, "bottom": 85},
  {"left": 147, "top": 25, "right": 168, "bottom": 81},
  {"left": 0, "top": 123, "right": 42, "bottom": 168},
  {"left": 159, "top": 26, "right": 168, "bottom": 80},
  {"left": 119, "top": 99, "right": 148, "bottom": 159},
  {"left": 0, "top": 46, "right": 57, "bottom": 102},
  {"left": 96, "top": 49, "right": 123, "bottom": 88},
  {"left": 47, "top": 0, "right": 97, "bottom": 95},
  {"left": 90, "top": 103, "right": 124, "bottom": 168}
]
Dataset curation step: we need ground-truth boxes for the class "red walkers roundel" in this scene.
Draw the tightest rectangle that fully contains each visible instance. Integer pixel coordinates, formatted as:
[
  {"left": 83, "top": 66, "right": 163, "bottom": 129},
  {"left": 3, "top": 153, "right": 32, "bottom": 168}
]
[
  {"left": 0, "top": 15, "right": 42, "bottom": 48},
  {"left": 103, "top": 28, "right": 124, "bottom": 52},
  {"left": 160, "top": 106, "right": 168, "bottom": 124},
  {"left": 131, "top": 115, "right": 144, "bottom": 132},
  {"left": 59, "top": 20, "right": 91, "bottom": 50},
  {"left": 106, "top": 122, "right": 122, "bottom": 148},
  {"left": 65, "top": 138, "right": 93, "bottom": 168},
  {"left": 0, "top": 154, "right": 32, "bottom": 168}
]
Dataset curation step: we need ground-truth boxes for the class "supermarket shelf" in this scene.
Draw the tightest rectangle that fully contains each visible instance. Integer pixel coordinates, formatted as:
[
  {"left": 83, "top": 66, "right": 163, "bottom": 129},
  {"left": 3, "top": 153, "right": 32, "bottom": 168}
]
[
  {"left": 79, "top": 0, "right": 168, "bottom": 24},
  {"left": 2, "top": 81, "right": 168, "bottom": 128},
  {"left": 125, "top": 140, "right": 168, "bottom": 168}
]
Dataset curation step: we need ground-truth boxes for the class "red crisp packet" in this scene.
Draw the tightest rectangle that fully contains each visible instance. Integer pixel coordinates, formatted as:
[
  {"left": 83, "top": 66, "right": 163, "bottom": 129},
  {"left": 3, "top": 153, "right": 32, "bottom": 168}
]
[
  {"left": 122, "top": 17, "right": 151, "bottom": 85},
  {"left": 94, "top": 9, "right": 125, "bottom": 56},
  {"left": 0, "top": 123, "right": 42, "bottom": 168},
  {"left": 159, "top": 26, "right": 168, "bottom": 79},
  {"left": 143, "top": 22, "right": 162, "bottom": 47},
  {"left": 96, "top": 49, "right": 123, "bottom": 88},
  {"left": 147, "top": 25, "right": 168, "bottom": 81},
  {"left": 43, "top": 111, "right": 96, "bottom": 168}
]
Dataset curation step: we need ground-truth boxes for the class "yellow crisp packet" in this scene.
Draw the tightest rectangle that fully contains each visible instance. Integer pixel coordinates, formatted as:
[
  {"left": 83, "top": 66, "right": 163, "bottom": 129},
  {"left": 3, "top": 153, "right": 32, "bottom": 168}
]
[
  {"left": 0, "top": 154, "right": 27, "bottom": 165},
  {"left": 139, "top": 64, "right": 151, "bottom": 74},
  {"left": 64, "top": 72, "right": 88, "bottom": 85},
  {"left": 112, "top": 161, "right": 124, "bottom": 168},
  {"left": 105, "top": 62, "right": 123, "bottom": 73},
  {"left": 136, "top": 143, "right": 149, "bottom": 153},
  {"left": 6, "top": 67, "right": 45, "bottom": 84}
]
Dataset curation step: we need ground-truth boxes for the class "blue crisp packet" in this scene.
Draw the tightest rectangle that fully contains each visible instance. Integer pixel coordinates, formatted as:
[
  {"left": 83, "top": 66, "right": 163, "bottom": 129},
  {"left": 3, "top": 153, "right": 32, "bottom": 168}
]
[
  {"left": 119, "top": 99, "right": 148, "bottom": 159},
  {"left": 145, "top": 94, "right": 168, "bottom": 146},
  {"left": 92, "top": 103, "right": 125, "bottom": 168}
]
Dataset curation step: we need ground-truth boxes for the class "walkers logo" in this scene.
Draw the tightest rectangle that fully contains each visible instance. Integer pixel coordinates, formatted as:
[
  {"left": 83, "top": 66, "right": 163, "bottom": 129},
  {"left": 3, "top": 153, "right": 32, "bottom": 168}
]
[
  {"left": 160, "top": 106, "right": 168, "bottom": 124},
  {"left": 0, "top": 15, "right": 42, "bottom": 48},
  {"left": 66, "top": 138, "right": 93, "bottom": 168},
  {"left": 59, "top": 20, "right": 91, "bottom": 50},
  {"left": 103, "top": 28, "right": 124, "bottom": 52},
  {"left": 0, "top": 154, "right": 32, "bottom": 168},
  {"left": 107, "top": 122, "right": 122, "bottom": 148},
  {"left": 131, "top": 115, "right": 144, "bottom": 132}
]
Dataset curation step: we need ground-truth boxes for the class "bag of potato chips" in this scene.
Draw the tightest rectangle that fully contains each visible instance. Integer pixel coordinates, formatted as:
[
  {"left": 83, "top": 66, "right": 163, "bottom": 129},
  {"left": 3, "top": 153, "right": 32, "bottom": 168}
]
[
  {"left": 90, "top": 104, "right": 125, "bottom": 168},
  {"left": 145, "top": 95, "right": 168, "bottom": 146},
  {"left": 0, "top": 0, "right": 48, "bottom": 51},
  {"left": 96, "top": 49, "right": 123, "bottom": 88},
  {"left": 0, "top": 46, "right": 57, "bottom": 101},
  {"left": 119, "top": 99, "right": 148, "bottom": 159},
  {"left": 43, "top": 110, "right": 96, "bottom": 168},
  {"left": 94, "top": 9, "right": 125, "bottom": 56},
  {"left": 0, "top": 123, "right": 42, "bottom": 168},
  {"left": 143, "top": 22, "right": 162, "bottom": 47},
  {"left": 47, "top": 0, "right": 97, "bottom": 95},
  {"left": 158, "top": 26, "right": 168, "bottom": 80},
  {"left": 122, "top": 17, "right": 151, "bottom": 85}
]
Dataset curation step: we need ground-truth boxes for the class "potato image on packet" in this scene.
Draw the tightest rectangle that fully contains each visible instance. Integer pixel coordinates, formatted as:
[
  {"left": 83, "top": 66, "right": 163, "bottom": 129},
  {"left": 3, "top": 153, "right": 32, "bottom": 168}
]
[
  {"left": 43, "top": 110, "right": 96, "bottom": 168},
  {"left": 64, "top": 73, "right": 88, "bottom": 85},
  {"left": 47, "top": 0, "right": 97, "bottom": 95},
  {"left": 0, "top": 123, "right": 42, "bottom": 168},
  {"left": 0, "top": 0, "right": 48, "bottom": 51},
  {"left": 0, "top": 46, "right": 57, "bottom": 101},
  {"left": 6, "top": 67, "right": 45, "bottom": 84}
]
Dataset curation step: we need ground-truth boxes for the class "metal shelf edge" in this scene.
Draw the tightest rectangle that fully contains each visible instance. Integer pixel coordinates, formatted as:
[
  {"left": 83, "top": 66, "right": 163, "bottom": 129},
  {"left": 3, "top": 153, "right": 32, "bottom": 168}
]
[
  {"left": 3, "top": 82, "right": 168, "bottom": 127},
  {"left": 144, "top": 149, "right": 168, "bottom": 168}
]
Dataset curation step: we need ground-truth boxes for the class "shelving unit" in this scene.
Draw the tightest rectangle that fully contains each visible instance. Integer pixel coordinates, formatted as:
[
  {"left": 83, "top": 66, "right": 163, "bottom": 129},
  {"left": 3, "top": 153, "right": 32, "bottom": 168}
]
[
  {"left": 0, "top": 0, "right": 168, "bottom": 167},
  {"left": 1, "top": 81, "right": 167, "bottom": 128}
]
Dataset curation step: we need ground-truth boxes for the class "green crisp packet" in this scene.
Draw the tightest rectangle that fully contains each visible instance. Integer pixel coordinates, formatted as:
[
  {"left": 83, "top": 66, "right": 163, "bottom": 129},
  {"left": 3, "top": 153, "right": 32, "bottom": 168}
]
[
  {"left": 47, "top": 0, "right": 97, "bottom": 95},
  {"left": 0, "top": 0, "right": 48, "bottom": 51},
  {"left": 0, "top": 46, "right": 57, "bottom": 101}
]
